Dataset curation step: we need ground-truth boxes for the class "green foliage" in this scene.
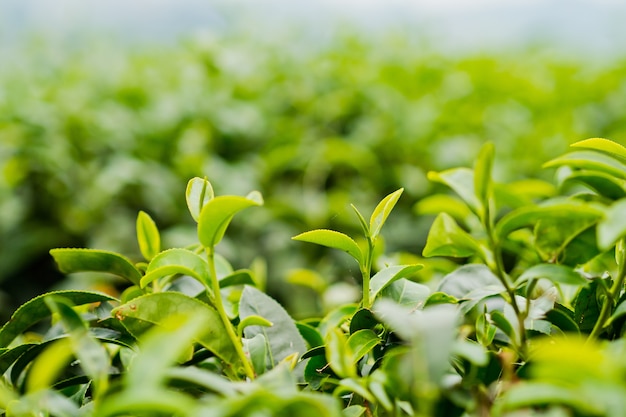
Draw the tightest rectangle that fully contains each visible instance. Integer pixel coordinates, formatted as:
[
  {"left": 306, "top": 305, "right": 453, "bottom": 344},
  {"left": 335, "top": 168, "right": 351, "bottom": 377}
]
[{"left": 6, "top": 139, "right": 626, "bottom": 415}]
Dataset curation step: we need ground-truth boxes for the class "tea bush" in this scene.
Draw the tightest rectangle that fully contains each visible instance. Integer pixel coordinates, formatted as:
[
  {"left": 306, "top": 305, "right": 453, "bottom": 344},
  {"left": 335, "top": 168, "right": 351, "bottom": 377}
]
[
  {"left": 4, "top": 34, "right": 626, "bottom": 319},
  {"left": 1, "top": 138, "right": 626, "bottom": 416}
]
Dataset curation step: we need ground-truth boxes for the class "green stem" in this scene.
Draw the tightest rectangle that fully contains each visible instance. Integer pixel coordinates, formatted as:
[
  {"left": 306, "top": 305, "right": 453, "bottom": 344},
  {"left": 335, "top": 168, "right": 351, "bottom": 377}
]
[
  {"left": 588, "top": 239, "right": 626, "bottom": 340},
  {"left": 206, "top": 247, "right": 255, "bottom": 380},
  {"left": 362, "top": 237, "right": 375, "bottom": 308}
]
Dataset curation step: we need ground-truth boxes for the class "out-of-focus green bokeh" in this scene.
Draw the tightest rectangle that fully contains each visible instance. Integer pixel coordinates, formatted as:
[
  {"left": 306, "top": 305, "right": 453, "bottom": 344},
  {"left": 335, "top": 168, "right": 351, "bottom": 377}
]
[{"left": 2, "top": 14, "right": 626, "bottom": 319}]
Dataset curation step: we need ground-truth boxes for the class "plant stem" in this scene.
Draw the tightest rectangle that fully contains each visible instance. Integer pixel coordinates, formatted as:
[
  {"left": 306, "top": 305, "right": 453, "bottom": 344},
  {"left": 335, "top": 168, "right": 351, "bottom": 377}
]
[
  {"left": 206, "top": 247, "right": 256, "bottom": 380},
  {"left": 589, "top": 239, "right": 626, "bottom": 340},
  {"left": 362, "top": 237, "right": 375, "bottom": 308}
]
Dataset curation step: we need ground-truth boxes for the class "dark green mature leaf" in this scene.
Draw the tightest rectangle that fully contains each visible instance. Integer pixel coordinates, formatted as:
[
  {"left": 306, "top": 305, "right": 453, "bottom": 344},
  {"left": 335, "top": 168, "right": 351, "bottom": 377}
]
[
  {"left": 428, "top": 168, "right": 479, "bottom": 213},
  {"left": 370, "top": 188, "right": 403, "bottom": 240},
  {"left": 50, "top": 249, "right": 142, "bottom": 286},
  {"left": 534, "top": 215, "right": 599, "bottom": 263},
  {"left": 573, "top": 279, "right": 603, "bottom": 332},
  {"left": 239, "top": 286, "right": 307, "bottom": 371},
  {"left": 136, "top": 211, "right": 160, "bottom": 261},
  {"left": 571, "top": 137, "right": 626, "bottom": 162},
  {"left": 515, "top": 264, "right": 588, "bottom": 288},
  {"left": 349, "top": 309, "right": 379, "bottom": 334},
  {"left": 186, "top": 177, "right": 214, "bottom": 222},
  {"left": 112, "top": 292, "right": 240, "bottom": 366},
  {"left": 220, "top": 269, "right": 256, "bottom": 288},
  {"left": 292, "top": 229, "right": 363, "bottom": 265},
  {"left": 369, "top": 264, "right": 423, "bottom": 301},
  {"left": 495, "top": 200, "right": 603, "bottom": 239},
  {"left": 543, "top": 150, "right": 626, "bottom": 180},
  {"left": 559, "top": 170, "right": 626, "bottom": 200},
  {"left": 0, "top": 290, "right": 117, "bottom": 348},
  {"left": 546, "top": 305, "right": 579, "bottom": 333},
  {"left": 297, "top": 322, "right": 324, "bottom": 349},
  {"left": 198, "top": 192, "right": 263, "bottom": 248},
  {"left": 140, "top": 248, "right": 210, "bottom": 289},
  {"left": 0, "top": 344, "right": 36, "bottom": 375},
  {"left": 423, "top": 213, "right": 480, "bottom": 258}
]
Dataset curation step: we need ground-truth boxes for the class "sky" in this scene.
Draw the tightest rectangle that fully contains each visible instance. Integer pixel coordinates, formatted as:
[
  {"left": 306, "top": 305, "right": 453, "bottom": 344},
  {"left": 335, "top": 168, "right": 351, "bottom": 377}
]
[{"left": 1, "top": 0, "right": 625, "bottom": 57}]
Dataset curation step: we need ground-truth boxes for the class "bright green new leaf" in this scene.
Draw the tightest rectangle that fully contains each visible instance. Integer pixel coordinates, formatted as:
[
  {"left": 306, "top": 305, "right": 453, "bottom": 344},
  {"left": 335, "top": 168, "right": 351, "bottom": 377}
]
[
  {"left": 220, "top": 269, "right": 256, "bottom": 288},
  {"left": 25, "top": 338, "right": 74, "bottom": 393},
  {"left": 186, "top": 177, "right": 214, "bottom": 222},
  {"left": 335, "top": 378, "right": 376, "bottom": 404},
  {"left": 559, "top": 170, "right": 626, "bottom": 200},
  {"left": 474, "top": 142, "right": 495, "bottom": 214},
  {"left": 347, "top": 329, "right": 380, "bottom": 363},
  {"left": 571, "top": 137, "right": 626, "bottom": 162},
  {"left": 598, "top": 198, "right": 626, "bottom": 250},
  {"left": 112, "top": 292, "right": 240, "bottom": 367},
  {"left": 428, "top": 167, "right": 480, "bottom": 213},
  {"left": 423, "top": 212, "right": 480, "bottom": 258},
  {"left": 0, "top": 290, "right": 117, "bottom": 348},
  {"left": 238, "top": 315, "right": 273, "bottom": 337},
  {"left": 351, "top": 204, "right": 370, "bottom": 238},
  {"left": 198, "top": 192, "right": 263, "bottom": 248},
  {"left": 325, "top": 328, "right": 355, "bottom": 379},
  {"left": 369, "top": 264, "right": 423, "bottom": 301},
  {"left": 380, "top": 279, "right": 431, "bottom": 307},
  {"left": 370, "top": 188, "right": 403, "bottom": 240},
  {"left": 515, "top": 264, "right": 587, "bottom": 288},
  {"left": 50, "top": 248, "right": 143, "bottom": 286},
  {"left": 136, "top": 211, "right": 160, "bottom": 261},
  {"left": 239, "top": 286, "right": 307, "bottom": 372},
  {"left": 292, "top": 229, "right": 363, "bottom": 265},
  {"left": 543, "top": 150, "right": 626, "bottom": 180},
  {"left": 140, "top": 248, "right": 210, "bottom": 289},
  {"left": 244, "top": 334, "right": 268, "bottom": 376}
]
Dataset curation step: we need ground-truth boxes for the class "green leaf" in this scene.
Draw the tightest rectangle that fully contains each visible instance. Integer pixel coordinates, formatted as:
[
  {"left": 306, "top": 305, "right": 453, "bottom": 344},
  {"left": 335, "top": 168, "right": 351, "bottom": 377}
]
[
  {"left": 165, "top": 367, "right": 237, "bottom": 397},
  {"left": 24, "top": 338, "right": 74, "bottom": 393},
  {"left": 50, "top": 248, "right": 142, "bottom": 286},
  {"left": 318, "top": 304, "right": 359, "bottom": 337},
  {"left": 347, "top": 329, "right": 380, "bottom": 363},
  {"left": 239, "top": 286, "right": 307, "bottom": 372},
  {"left": 573, "top": 279, "right": 602, "bottom": 332},
  {"left": 136, "top": 211, "right": 160, "bottom": 261},
  {"left": 571, "top": 137, "right": 626, "bottom": 162},
  {"left": 296, "top": 322, "right": 324, "bottom": 349},
  {"left": 292, "top": 229, "right": 363, "bottom": 265},
  {"left": 543, "top": 150, "right": 626, "bottom": 180},
  {"left": 437, "top": 264, "right": 504, "bottom": 300},
  {"left": 546, "top": 305, "right": 579, "bottom": 333},
  {"left": 186, "top": 177, "right": 214, "bottom": 222},
  {"left": 220, "top": 269, "right": 256, "bottom": 288},
  {"left": 423, "top": 212, "right": 480, "bottom": 258},
  {"left": 369, "top": 264, "right": 423, "bottom": 301},
  {"left": 495, "top": 382, "right": 603, "bottom": 415},
  {"left": 370, "top": 188, "right": 403, "bottom": 240},
  {"left": 197, "top": 192, "right": 263, "bottom": 248},
  {"left": 534, "top": 214, "right": 599, "bottom": 263},
  {"left": 325, "top": 328, "right": 355, "bottom": 379},
  {"left": 490, "top": 310, "right": 516, "bottom": 343},
  {"left": 474, "top": 142, "right": 495, "bottom": 214},
  {"left": 515, "top": 264, "right": 588, "bottom": 288},
  {"left": 495, "top": 200, "right": 603, "bottom": 238},
  {"left": 238, "top": 315, "right": 273, "bottom": 337},
  {"left": 598, "top": 199, "right": 626, "bottom": 250},
  {"left": 351, "top": 204, "right": 370, "bottom": 238},
  {"left": 349, "top": 308, "right": 380, "bottom": 334},
  {"left": 379, "top": 278, "right": 430, "bottom": 308},
  {"left": 140, "top": 248, "right": 210, "bottom": 289},
  {"left": 0, "top": 290, "right": 117, "bottom": 348},
  {"left": 111, "top": 292, "right": 240, "bottom": 367},
  {"left": 414, "top": 194, "right": 473, "bottom": 224},
  {"left": 428, "top": 167, "right": 479, "bottom": 213},
  {"left": 244, "top": 334, "right": 268, "bottom": 377},
  {"left": 559, "top": 170, "right": 626, "bottom": 200}
]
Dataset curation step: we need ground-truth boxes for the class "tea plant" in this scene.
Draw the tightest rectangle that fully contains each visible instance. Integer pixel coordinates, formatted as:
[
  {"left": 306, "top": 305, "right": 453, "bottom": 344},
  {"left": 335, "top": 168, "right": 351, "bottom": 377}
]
[{"left": 3, "top": 139, "right": 626, "bottom": 416}]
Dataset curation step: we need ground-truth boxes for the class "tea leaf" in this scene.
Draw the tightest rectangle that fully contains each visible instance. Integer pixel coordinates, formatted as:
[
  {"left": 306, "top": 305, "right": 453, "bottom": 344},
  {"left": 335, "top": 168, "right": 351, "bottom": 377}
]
[
  {"left": 198, "top": 193, "right": 263, "bottom": 248},
  {"left": 370, "top": 188, "right": 403, "bottom": 240},
  {"left": 239, "top": 286, "right": 307, "bottom": 372},
  {"left": 292, "top": 229, "right": 363, "bottom": 265},
  {"left": 186, "top": 177, "right": 214, "bottom": 222},
  {"left": 559, "top": 170, "right": 626, "bottom": 200},
  {"left": 474, "top": 142, "right": 495, "bottom": 214},
  {"left": 136, "top": 211, "right": 160, "bottom": 261},
  {"left": 423, "top": 212, "right": 480, "bottom": 258},
  {"left": 50, "top": 248, "right": 143, "bottom": 286},
  {"left": 347, "top": 329, "right": 380, "bottom": 363},
  {"left": 220, "top": 269, "right": 256, "bottom": 288},
  {"left": 428, "top": 168, "right": 480, "bottom": 213},
  {"left": 515, "top": 264, "right": 587, "bottom": 287},
  {"left": 571, "top": 137, "right": 626, "bottom": 162},
  {"left": 140, "top": 248, "right": 210, "bottom": 289},
  {"left": 112, "top": 292, "right": 240, "bottom": 367},
  {"left": 597, "top": 198, "right": 626, "bottom": 250},
  {"left": 325, "top": 327, "right": 355, "bottom": 379},
  {"left": 0, "top": 290, "right": 117, "bottom": 348},
  {"left": 380, "top": 279, "right": 431, "bottom": 308},
  {"left": 351, "top": 204, "right": 370, "bottom": 238},
  {"left": 238, "top": 315, "right": 273, "bottom": 337},
  {"left": 543, "top": 150, "right": 626, "bottom": 180},
  {"left": 369, "top": 264, "right": 423, "bottom": 301}
]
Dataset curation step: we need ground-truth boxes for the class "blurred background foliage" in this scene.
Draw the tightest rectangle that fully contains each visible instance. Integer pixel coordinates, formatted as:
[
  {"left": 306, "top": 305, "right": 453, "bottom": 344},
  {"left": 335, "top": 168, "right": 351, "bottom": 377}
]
[{"left": 2, "top": 22, "right": 626, "bottom": 320}]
